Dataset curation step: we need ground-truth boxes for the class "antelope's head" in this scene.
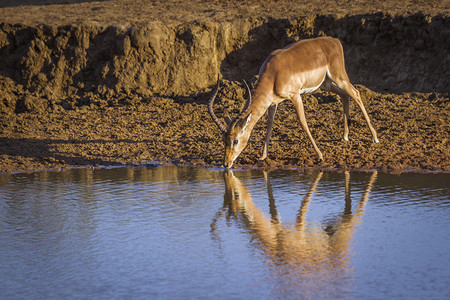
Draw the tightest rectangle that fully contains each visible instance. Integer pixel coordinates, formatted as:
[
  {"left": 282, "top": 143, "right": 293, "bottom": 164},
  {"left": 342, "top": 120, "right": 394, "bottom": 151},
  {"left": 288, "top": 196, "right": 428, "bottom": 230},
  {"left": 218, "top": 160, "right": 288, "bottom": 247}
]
[{"left": 208, "top": 79, "right": 253, "bottom": 168}]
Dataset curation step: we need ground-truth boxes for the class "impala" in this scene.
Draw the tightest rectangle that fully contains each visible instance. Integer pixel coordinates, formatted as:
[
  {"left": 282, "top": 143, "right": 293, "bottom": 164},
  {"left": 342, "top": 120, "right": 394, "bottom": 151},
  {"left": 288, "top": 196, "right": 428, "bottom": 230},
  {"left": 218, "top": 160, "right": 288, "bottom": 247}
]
[{"left": 208, "top": 36, "right": 379, "bottom": 168}]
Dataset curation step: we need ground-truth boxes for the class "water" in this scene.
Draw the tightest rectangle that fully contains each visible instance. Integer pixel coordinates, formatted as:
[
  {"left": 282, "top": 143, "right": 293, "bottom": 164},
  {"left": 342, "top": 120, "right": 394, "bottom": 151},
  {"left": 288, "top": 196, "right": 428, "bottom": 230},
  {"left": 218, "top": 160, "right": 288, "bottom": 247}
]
[{"left": 0, "top": 167, "right": 449, "bottom": 299}]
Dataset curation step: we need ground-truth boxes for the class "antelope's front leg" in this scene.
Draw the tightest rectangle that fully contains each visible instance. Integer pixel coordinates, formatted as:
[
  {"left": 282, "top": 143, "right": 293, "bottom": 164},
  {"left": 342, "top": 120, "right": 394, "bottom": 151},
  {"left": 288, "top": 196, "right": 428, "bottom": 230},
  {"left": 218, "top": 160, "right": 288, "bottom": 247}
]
[
  {"left": 259, "top": 104, "right": 278, "bottom": 161},
  {"left": 291, "top": 94, "right": 324, "bottom": 161},
  {"left": 342, "top": 97, "right": 350, "bottom": 141}
]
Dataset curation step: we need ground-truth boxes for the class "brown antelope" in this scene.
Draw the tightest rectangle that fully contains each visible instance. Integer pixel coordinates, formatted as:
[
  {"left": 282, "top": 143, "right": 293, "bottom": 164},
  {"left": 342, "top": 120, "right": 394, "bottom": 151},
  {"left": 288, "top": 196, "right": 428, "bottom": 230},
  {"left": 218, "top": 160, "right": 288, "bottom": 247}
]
[
  {"left": 212, "top": 170, "right": 377, "bottom": 297},
  {"left": 208, "top": 37, "right": 379, "bottom": 168}
]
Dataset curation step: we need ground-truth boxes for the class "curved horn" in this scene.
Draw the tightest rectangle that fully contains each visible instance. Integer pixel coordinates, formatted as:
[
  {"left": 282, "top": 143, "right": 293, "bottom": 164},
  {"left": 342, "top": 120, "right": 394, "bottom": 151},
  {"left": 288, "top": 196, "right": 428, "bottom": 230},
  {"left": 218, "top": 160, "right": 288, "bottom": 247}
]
[
  {"left": 230, "top": 80, "right": 253, "bottom": 126},
  {"left": 208, "top": 77, "right": 227, "bottom": 133},
  {"left": 242, "top": 79, "right": 252, "bottom": 113}
]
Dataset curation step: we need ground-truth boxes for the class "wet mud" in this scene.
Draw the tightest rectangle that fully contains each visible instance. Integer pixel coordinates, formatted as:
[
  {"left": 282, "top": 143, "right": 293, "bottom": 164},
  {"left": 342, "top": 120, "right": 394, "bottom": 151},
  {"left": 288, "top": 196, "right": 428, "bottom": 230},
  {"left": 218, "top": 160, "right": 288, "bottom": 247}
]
[{"left": 0, "top": 1, "right": 449, "bottom": 173}]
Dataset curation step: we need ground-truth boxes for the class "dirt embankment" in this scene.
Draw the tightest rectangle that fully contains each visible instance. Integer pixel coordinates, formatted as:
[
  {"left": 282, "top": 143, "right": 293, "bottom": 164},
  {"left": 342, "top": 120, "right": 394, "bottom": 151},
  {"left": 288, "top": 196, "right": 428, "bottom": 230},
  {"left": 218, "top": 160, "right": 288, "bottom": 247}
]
[
  {"left": 0, "top": 1, "right": 449, "bottom": 173},
  {"left": 0, "top": 12, "right": 449, "bottom": 114}
]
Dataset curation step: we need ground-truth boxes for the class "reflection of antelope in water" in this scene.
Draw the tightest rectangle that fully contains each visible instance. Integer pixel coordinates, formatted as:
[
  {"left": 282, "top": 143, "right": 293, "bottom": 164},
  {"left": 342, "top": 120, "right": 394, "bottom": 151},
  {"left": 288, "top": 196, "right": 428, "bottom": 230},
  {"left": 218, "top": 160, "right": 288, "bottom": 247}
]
[{"left": 211, "top": 170, "right": 377, "bottom": 298}]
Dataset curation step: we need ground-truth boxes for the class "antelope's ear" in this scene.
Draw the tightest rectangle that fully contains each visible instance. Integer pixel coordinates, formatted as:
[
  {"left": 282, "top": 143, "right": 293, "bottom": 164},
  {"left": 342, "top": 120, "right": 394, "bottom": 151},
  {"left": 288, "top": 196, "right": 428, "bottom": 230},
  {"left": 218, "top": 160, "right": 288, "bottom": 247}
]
[
  {"left": 224, "top": 108, "right": 232, "bottom": 126},
  {"left": 237, "top": 113, "right": 252, "bottom": 136}
]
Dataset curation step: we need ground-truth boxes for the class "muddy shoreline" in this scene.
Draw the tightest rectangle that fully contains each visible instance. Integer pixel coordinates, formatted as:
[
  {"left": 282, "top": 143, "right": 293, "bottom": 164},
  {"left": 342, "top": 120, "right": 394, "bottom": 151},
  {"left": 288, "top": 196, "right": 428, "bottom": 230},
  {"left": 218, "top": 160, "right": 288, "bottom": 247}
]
[
  {"left": 1, "top": 83, "right": 448, "bottom": 174},
  {"left": 0, "top": 1, "right": 449, "bottom": 174}
]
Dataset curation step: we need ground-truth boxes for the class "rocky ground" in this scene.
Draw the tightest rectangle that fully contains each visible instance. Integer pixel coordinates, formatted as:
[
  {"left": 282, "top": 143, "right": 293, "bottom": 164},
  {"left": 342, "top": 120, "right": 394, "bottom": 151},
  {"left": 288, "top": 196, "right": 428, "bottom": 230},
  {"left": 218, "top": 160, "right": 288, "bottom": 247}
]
[{"left": 0, "top": 0, "right": 449, "bottom": 173}]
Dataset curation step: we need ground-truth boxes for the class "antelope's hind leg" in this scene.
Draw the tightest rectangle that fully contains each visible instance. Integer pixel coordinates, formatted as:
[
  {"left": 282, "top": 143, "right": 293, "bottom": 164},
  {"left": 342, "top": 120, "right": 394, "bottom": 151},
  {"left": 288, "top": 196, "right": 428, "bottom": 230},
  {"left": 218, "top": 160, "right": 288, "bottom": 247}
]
[
  {"left": 323, "top": 73, "right": 379, "bottom": 143},
  {"left": 335, "top": 79, "right": 379, "bottom": 143},
  {"left": 321, "top": 77, "right": 351, "bottom": 141}
]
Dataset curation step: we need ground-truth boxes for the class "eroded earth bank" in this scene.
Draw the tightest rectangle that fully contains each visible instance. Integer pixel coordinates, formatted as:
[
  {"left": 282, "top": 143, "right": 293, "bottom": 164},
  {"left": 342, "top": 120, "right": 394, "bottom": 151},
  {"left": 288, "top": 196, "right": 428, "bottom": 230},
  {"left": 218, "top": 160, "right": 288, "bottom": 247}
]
[{"left": 0, "top": 0, "right": 449, "bottom": 173}]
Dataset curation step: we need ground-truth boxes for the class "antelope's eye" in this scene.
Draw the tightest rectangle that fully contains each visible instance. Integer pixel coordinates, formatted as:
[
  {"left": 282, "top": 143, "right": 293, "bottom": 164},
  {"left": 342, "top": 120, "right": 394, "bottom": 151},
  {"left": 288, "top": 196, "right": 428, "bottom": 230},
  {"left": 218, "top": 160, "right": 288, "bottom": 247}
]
[{"left": 233, "top": 139, "right": 239, "bottom": 146}]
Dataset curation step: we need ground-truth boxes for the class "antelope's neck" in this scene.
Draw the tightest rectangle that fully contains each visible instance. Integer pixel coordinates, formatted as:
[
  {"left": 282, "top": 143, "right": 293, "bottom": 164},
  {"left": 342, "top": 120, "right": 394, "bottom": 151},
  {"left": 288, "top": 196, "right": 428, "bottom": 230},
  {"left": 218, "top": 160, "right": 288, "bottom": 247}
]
[{"left": 244, "top": 80, "right": 274, "bottom": 130}]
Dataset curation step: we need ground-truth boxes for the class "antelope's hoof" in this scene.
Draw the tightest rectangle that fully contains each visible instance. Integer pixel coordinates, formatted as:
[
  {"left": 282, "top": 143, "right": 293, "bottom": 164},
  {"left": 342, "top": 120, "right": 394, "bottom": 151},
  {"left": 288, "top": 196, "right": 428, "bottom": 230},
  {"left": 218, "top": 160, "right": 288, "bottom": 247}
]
[{"left": 372, "top": 137, "right": 380, "bottom": 143}]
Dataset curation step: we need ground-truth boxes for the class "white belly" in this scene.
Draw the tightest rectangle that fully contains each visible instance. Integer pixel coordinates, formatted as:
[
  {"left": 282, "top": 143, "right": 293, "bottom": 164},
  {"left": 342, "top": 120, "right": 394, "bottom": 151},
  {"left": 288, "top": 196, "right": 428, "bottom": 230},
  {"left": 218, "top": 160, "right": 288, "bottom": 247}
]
[{"left": 299, "top": 72, "right": 327, "bottom": 95}]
